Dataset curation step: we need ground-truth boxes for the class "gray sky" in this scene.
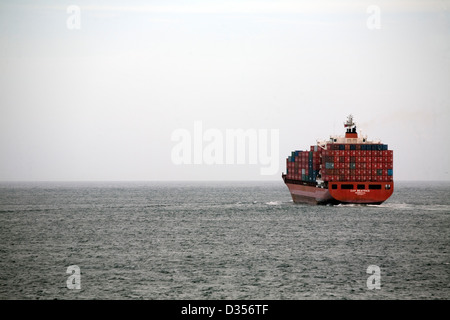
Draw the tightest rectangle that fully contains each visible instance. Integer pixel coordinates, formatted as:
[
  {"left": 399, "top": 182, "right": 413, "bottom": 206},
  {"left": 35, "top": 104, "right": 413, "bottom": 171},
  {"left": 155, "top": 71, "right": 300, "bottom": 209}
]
[{"left": 1, "top": 0, "right": 449, "bottom": 181}]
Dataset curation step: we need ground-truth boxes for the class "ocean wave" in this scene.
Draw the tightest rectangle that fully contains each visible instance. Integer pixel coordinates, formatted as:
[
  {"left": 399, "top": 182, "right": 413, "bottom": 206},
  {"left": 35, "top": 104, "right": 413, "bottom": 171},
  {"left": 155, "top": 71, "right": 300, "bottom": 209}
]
[
  {"left": 266, "top": 201, "right": 282, "bottom": 206},
  {"left": 364, "top": 202, "right": 450, "bottom": 214}
]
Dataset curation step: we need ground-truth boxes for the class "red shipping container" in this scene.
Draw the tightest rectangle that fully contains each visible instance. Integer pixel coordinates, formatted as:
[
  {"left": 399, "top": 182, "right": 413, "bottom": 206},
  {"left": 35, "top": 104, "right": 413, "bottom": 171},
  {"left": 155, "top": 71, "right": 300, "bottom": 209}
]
[
  {"left": 350, "top": 150, "right": 356, "bottom": 156},
  {"left": 382, "top": 150, "right": 387, "bottom": 157},
  {"left": 345, "top": 157, "right": 350, "bottom": 163},
  {"left": 388, "top": 150, "right": 393, "bottom": 157},
  {"left": 345, "top": 175, "right": 350, "bottom": 181},
  {"left": 361, "top": 176, "right": 367, "bottom": 181},
  {"left": 356, "top": 150, "right": 361, "bottom": 156}
]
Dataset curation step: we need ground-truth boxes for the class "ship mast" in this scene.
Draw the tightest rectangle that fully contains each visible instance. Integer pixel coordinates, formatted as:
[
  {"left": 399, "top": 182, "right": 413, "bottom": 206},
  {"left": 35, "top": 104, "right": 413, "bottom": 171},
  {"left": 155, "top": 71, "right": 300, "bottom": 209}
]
[{"left": 344, "top": 114, "right": 358, "bottom": 139}]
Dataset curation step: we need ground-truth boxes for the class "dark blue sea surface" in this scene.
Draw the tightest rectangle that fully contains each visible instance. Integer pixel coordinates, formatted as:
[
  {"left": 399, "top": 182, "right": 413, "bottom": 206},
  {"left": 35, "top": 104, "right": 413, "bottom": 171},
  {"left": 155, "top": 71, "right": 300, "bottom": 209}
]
[{"left": 0, "top": 181, "right": 449, "bottom": 299}]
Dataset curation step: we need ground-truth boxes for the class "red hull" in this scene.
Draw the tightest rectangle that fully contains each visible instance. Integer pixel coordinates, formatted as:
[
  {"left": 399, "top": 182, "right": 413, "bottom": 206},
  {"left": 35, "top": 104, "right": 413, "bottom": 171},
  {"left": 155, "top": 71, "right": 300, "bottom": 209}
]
[
  {"left": 284, "top": 181, "right": 335, "bottom": 205},
  {"left": 283, "top": 175, "right": 393, "bottom": 205},
  {"left": 328, "top": 181, "right": 394, "bottom": 204}
]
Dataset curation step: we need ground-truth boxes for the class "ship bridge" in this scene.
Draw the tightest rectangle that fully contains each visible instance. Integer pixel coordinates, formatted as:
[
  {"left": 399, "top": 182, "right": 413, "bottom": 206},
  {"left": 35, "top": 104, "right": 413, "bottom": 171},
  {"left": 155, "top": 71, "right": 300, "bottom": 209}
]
[{"left": 317, "top": 115, "right": 380, "bottom": 149}]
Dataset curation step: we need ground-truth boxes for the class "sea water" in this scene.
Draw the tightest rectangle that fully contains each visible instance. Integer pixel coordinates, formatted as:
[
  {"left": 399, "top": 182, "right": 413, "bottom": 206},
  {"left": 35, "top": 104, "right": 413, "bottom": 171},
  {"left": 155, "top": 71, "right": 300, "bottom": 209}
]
[{"left": 0, "top": 181, "right": 449, "bottom": 299}]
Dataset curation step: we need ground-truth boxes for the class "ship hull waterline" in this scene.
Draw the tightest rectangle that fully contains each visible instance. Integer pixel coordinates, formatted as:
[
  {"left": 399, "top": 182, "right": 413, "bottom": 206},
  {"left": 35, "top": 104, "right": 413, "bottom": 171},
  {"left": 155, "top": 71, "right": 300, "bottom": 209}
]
[{"left": 282, "top": 175, "right": 393, "bottom": 205}]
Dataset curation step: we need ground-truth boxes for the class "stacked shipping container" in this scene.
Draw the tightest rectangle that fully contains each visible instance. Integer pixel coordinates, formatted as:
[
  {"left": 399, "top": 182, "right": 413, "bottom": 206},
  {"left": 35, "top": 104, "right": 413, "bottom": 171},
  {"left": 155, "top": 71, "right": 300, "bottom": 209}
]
[
  {"left": 286, "top": 143, "right": 393, "bottom": 183},
  {"left": 285, "top": 146, "right": 321, "bottom": 183}
]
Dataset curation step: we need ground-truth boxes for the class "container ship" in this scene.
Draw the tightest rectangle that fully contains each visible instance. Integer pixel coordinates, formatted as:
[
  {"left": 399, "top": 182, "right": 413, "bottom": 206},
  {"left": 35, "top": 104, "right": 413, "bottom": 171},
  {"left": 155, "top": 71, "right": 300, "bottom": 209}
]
[{"left": 282, "top": 115, "right": 393, "bottom": 205}]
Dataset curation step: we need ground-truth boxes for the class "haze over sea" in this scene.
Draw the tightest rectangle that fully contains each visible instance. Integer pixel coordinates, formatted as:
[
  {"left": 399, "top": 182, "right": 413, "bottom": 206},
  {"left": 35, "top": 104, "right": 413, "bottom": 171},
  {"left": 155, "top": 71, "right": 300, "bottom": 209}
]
[{"left": 0, "top": 180, "right": 449, "bottom": 300}]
